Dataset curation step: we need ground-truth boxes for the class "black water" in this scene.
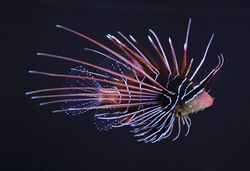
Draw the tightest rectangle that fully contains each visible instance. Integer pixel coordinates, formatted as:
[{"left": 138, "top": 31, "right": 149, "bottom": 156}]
[{"left": 2, "top": 1, "right": 250, "bottom": 170}]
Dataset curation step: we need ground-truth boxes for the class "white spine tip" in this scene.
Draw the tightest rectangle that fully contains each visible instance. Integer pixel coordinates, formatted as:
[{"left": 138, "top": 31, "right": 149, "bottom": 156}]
[
  {"left": 56, "top": 25, "right": 62, "bottom": 28},
  {"left": 25, "top": 92, "right": 31, "bottom": 95},
  {"left": 149, "top": 29, "right": 156, "bottom": 35},
  {"left": 106, "top": 34, "right": 112, "bottom": 39},
  {"left": 28, "top": 70, "right": 34, "bottom": 73},
  {"left": 148, "top": 35, "right": 152, "bottom": 41},
  {"left": 129, "top": 35, "right": 136, "bottom": 42},
  {"left": 168, "top": 37, "right": 172, "bottom": 43},
  {"left": 184, "top": 43, "right": 187, "bottom": 50},
  {"left": 52, "top": 109, "right": 64, "bottom": 113}
]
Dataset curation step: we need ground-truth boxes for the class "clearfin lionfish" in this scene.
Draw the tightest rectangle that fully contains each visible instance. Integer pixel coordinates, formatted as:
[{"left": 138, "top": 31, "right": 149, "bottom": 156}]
[{"left": 26, "top": 18, "right": 224, "bottom": 143}]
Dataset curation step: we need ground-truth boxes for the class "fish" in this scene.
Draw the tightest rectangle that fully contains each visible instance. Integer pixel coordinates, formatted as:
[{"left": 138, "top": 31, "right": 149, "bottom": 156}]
[{"left": 26, "top": 18, "right": 224, "bottom": 143}]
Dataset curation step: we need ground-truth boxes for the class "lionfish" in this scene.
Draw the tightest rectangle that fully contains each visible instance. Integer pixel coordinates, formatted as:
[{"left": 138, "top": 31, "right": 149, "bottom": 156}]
[{"left": 26, "top": 18, "right": 224, "bottom": 143}]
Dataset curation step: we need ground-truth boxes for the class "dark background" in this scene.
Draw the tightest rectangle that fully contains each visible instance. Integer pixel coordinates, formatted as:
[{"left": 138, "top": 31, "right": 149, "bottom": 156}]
[{"left": 2, "top": 0, "right": 250, "bottom": 170}]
